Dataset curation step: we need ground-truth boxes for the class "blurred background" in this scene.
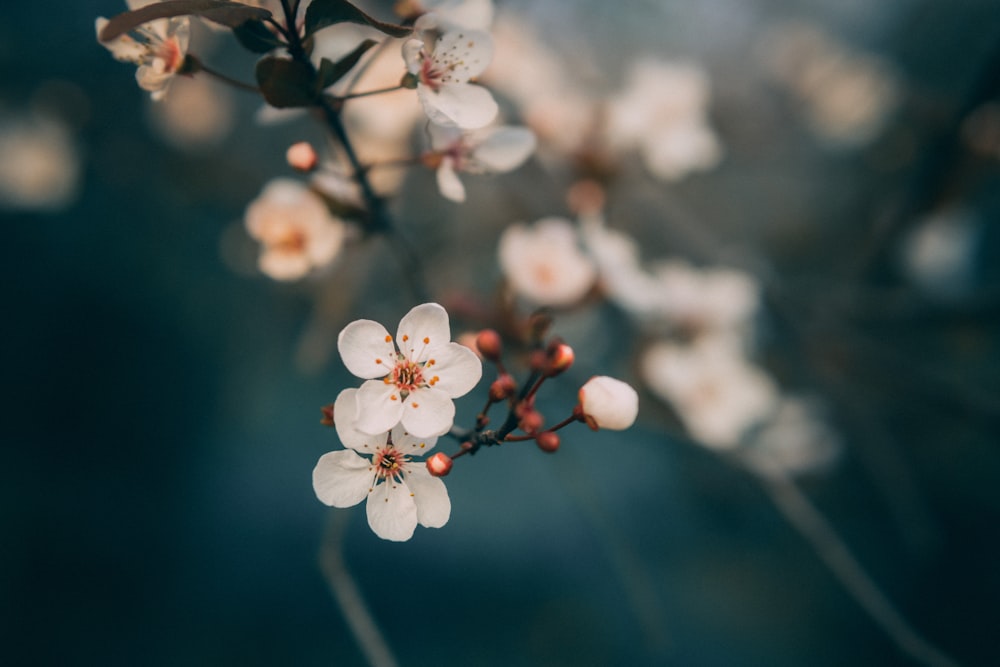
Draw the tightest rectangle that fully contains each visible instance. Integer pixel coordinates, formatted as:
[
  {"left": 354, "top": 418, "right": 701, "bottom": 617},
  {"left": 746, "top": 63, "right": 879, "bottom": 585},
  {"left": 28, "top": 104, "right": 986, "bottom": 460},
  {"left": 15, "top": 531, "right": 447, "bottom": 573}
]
[{"left": 3, "top": 0, "right": 999, "bottom": 665}]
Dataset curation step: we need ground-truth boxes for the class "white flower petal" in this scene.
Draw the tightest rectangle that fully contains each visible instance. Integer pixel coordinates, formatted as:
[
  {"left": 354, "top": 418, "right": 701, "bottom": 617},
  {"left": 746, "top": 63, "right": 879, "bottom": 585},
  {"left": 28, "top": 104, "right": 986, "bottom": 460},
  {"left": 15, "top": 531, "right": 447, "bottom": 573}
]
[
  {"left": 355, "top": 379, "right": 406, "bottom": 435},
  {"left": 436, "top": 159, "right": 466, "bottom": 202},
  {"left": 396, "top": 302, "right": 451, "bottom": 363},
  {"left": 402, "top": 38, "right": 424, "bottom": 74},
  {"left": 426, "top": 342, "right": 482, "bottom": 397},
  {"left": 313, "top": 450, "right": 373, "bottom": 508},
  {"left": 418, "top": 83, "right": 498, "bottom": 129},
  {"left": 471, "top": 126, "right": 536, "bottom": 172},
  {"left": 390, "top": 423, "right": 438, "bottom": 455},
  {"left": 427, "top": 122, "right": 462, "bottom": 151},
  {"left": 579, "top": 376, "right": 639, "bottom": 430},
  {"left": 400, "top": 387, "right": 455, "bottom": 438},
  {"left": 405, "top": 466, "right": 451, "bottom": 528},
  {"left": 334, "top": 388, "right": 390, "bottom": 452},
  {"left": 430, "top": 29, "right": 493, "bottom": 81},
  {"left": 338, "top": 319, "right": 397, "bottom": 379},
  {"left": 366, "top": 478, "right": 418, "bottom": 541}
]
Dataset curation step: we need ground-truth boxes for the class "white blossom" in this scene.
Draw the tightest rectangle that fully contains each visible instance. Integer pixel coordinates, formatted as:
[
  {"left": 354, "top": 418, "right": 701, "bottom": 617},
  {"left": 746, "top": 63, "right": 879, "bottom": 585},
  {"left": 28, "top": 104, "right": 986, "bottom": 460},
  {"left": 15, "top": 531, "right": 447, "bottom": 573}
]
[
  {"left": 402, "top": 25, "right": 498, "bottom": 129},
  {"left": 605, "top": 59, "right": 722, "bottom": 181},
  {"left": 642, "top": 336, "right": 778, "bottom": 450},
  {"left": 96, "top": 0, "right": 190, "bottom": 101},
  {"left": 337, "top": 303, "right": 483, "bottom": 438},
  {"left": 499, "top": 218, "right": 597, "bottom": 307},
  {"left": 313, "top": 388, "right": 450, "bottom": 541},
  {"left": 578, "top": 376, "right": 639, "bottom": 431},
  {"left": 244, "top": 179, "right": 345, "bottom": 281},
  {"left": 426, "top": 123, "right": 535, "bottom": 202}
]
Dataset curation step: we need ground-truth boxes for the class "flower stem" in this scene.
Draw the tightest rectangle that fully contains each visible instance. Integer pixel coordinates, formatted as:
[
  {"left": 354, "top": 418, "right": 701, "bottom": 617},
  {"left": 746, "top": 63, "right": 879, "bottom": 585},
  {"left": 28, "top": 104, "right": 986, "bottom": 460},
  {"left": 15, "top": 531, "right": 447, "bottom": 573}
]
[
  {"left": 334, "top": 85, "right": 405, "bottom": 101},
  {"left": 185, "top": 56, "right": 260, "bottom": 94},
  {"left": 753, "top": 464, "right": 961, "bottom": 667}
]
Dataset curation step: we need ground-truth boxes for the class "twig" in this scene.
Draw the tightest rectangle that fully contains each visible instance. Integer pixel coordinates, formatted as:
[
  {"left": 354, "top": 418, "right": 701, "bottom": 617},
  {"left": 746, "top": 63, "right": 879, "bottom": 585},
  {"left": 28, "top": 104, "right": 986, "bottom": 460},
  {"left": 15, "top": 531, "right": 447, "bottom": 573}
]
[
  {"left": 318, "top": 512, "right": 399, "bottom": 667},
  {"left": 750, "top": 463, "right": 961, "bottom": 667}
]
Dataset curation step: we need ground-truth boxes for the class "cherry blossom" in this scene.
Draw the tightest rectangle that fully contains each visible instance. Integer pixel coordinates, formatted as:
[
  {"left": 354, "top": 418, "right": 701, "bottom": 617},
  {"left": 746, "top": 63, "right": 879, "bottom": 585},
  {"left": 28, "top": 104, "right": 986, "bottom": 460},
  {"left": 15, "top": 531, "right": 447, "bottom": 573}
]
[
  {"left": 642, "top": 335, "right": 778, "bottom": 450},
  {"left": 425, "top": 123, "right": 536, "bottom": 202},
  {"left": 499, "top": 217, "right": 597, "bottom": 307},
  {"left": 397, "top": 0, "right": 494, "bottom": 30},
  {"left": 244, "top": 179, "right": 345, "bottom": 281},
  {"left": 96, "top": 1, "right": 190, "bottom": 101},
  {"left": 578, "top": 376, "right": 639, "bottom": 431},
  {"left": 313, "top": 388, "right": 450, "bottom": 541},
  {"left": 402, "top": 24, "right": 498, "bottom": 129},
  {"left": 605, "top": 59, "right": 722, "bottom": 181},
  {"left": 337, "top": 303, "right": 483, "bottom": 438}
]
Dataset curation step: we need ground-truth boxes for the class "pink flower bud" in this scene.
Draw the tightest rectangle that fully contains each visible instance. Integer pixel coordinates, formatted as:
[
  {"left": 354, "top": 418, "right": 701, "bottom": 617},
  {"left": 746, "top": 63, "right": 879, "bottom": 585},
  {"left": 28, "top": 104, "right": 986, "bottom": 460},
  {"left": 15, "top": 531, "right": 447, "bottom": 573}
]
[
  {"left": 476, "top": 329, "right": 503, "bottom": 361},
  {"left": 578, "top": 376, "right": 639, "bottom": 430},
  {"left": 544, "top": 342, "right": 574, "bottom": 377},
  {"left": 519, "top": 409, "right": 544, "bottom": 434},
  {"left": 286, "top": 141, "right": 318, "bottom": 172},
  {"left": 489, "top": 373, "right": 517, "bottom": 401},
  {"left": 535, "top": 431, "right": 560, "bottom": 453},
  {"left": 426, "top": 452, "right": 453, "bottom": 477}
]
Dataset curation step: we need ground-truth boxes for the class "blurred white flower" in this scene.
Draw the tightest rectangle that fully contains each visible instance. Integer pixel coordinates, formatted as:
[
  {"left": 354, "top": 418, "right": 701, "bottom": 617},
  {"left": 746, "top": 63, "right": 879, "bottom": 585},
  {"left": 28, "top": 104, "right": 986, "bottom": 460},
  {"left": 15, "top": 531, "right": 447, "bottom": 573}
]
[
  {"left": 398, "top": 0, "right": 494, "bottom": 30},
  {"left": 402, "top": 25, "right": 497, "bottom": 128},
  {"left": 244, "top": 179, "right": 345, "bottom": 281},
  {"left": 642, "top": 336, "right": 779, "bottom": 450},
  {"left": 578, "top": 376, "right": 639, "bottom": 431},
  {"left": 900, "top": 209, "right": 981, "bottom": 300},
  {"left": 96, "top": 0, "right": 190, "bottom": 101},
  {"left": 486, "top": 15, "right": 596, "bottom": 156},
  {"left": 758, "top": 21, "right": 899, "bottom": 146},
  {"left": 744, "top": 397, "right": 841, "bottom": 476},
  {"left": 313, "top": 388, "right": 450, "bottom": 541},
  {"left": 0, "top": 113, "right": 80, "bottom": 212},
  {"left": 499, "top": 217, "right": 597, "bottom": 307},
  {"left": 580, "top": 216, "right": 759, "bottom": 334},
  {"left": 337, "top": 303, "right": 483, "bottom": 438},
  {"left": 148, "top": 75, "right": 234, "bottom": 151},
  {"left": 425, "top": 123, "right": 535, "bottom": 202},
  {"left": 605, "top": 59, "right": 722, "bottom": 181}
]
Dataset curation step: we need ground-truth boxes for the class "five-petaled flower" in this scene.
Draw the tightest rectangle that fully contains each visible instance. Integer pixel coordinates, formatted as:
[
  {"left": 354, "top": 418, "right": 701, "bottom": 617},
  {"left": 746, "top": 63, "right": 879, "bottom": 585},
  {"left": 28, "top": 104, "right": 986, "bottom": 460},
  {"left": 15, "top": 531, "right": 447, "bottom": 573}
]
[
  {"left": 338, "top": 303, "right": 483, "bottom": 438},
  {"left": 96, "top": 1, "right": 191, "bottom": 101},
  {"left": 402, "top": 23, "right": 498, "bottom": 129},
  {"left": 424, "top": 123, "right": 536, "bottom": 202},
  {"left": 313, "top": 388, "right": 451, "bottom": 541}
]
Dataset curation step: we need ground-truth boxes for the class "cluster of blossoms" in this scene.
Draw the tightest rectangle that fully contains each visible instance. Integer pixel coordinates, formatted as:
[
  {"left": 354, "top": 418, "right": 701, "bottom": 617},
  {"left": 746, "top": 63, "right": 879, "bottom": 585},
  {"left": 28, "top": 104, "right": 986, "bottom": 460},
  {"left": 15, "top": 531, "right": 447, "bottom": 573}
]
[
  {"left": 313, "top": 303, "right": 638, "bottom": 540},
  {"left": 495, "top": 189, "right": 839, "bottom": 476}
]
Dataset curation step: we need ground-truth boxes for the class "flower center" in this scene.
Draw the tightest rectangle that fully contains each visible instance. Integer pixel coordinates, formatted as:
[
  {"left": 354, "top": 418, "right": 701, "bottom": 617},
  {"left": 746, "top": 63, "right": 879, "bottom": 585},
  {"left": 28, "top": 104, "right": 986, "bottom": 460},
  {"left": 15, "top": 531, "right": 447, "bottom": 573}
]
[
  {"left": 158, "top": 36, "right": 184, "bottom": 74},
  {"left": 419, "top": 55, "right": 443, "bottom": 91},
  {"left": 373, "top": 445, "right": 409, "bottom": 482},
  {"left": 392, "top": 358, "right": 426, "bottom": 392}
]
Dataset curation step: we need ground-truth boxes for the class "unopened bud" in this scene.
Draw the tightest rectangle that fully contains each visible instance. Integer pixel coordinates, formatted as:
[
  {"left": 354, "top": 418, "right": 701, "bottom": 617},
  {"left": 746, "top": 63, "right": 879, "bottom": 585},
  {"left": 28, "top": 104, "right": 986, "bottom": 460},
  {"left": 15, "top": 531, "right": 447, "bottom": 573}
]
[
  {"left": 287, "top": 141, "right": 319, "bottom": 172},
  {"left": 519, "top": 409, "right": 544, "bottom": 434},
  {"left": 577, "top": 376, "right": 639, "bottom": 431},
  {"left": 476, "top": 329, "right": 503, "bottom": 361},
  {"left": 320, "top": 403, "right": 335, "bottom": 427},
  {"left": 535, "top": 431, "right": 560, "bottom": 453},
  {"left": 489, "top": 373, "right": 517, "bottom": 401},
  {"left": 544, "top": 342, "right": 574, "bottom": 377},
  {"left": 426, "top": 452, "right": 453, "bottom": 477}
]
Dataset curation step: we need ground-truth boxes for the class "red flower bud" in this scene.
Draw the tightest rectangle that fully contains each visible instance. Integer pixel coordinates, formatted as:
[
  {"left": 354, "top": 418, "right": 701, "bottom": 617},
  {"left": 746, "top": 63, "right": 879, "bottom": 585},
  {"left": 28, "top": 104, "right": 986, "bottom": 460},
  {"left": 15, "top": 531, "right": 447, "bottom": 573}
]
[
  {"left": 286, "top": 141, "right": 319, "bottom": 172},
  {"left": 519, "top": 409, "right": 544, "bottom": 434},
  {"left": 475, "top": 329, "right": 503, "bottom": 361},
  {"left": 544, "top": 342, "right": 575, "bottom": 377},
  {"left": 489, "top": 373, "right": 517, "bottom": 401},
  {"left": 320, "top": 403, "right": 335, "bottom": 427},
  {"left": 535, "top": 431, "right": 560, "bottom": 453},
  {"left": 426, "top": 452, "right": 453, "bottom": 477}
]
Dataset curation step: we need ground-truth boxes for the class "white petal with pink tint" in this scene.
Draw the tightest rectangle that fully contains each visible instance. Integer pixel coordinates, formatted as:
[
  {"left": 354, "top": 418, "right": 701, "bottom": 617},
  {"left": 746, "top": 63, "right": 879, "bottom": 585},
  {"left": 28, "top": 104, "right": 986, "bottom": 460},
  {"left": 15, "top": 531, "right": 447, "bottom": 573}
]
[
  {"left": 313, "top": 450, "right": 373, "bottom": 507},
  {"left": 355, "top": 379, "right": 406, "bottom": 435},
  {"left": 400, "top": 386, "right": 455, "bottom": 438},
  {"left": 337, "top": 320, "right": 397, "bottom": 379},
  {"left": 396, "top": 302, "right": 451, "bottom": 361},
  {"left": 366, "top": 478, "right": 418, "bottom": 541}
]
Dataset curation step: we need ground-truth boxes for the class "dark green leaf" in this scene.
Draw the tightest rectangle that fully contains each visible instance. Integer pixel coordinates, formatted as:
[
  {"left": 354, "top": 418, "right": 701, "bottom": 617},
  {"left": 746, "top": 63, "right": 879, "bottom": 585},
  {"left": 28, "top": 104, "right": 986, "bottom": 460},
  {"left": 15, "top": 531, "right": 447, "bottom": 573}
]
[
  {"left": 255, "top": 56, "right": 319, "bottom": 108},
  {"left": 304, "top": 0, "right": 411, "bottom": 39},
  {"left": 232, "top": 20, "right": 284, "bottom": 53},
  {"left": 317, "top": 39, "right": 377, "bottom": 89},
  {"left": 99, "top": 0, "right": 272, "bottom": 42}
]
